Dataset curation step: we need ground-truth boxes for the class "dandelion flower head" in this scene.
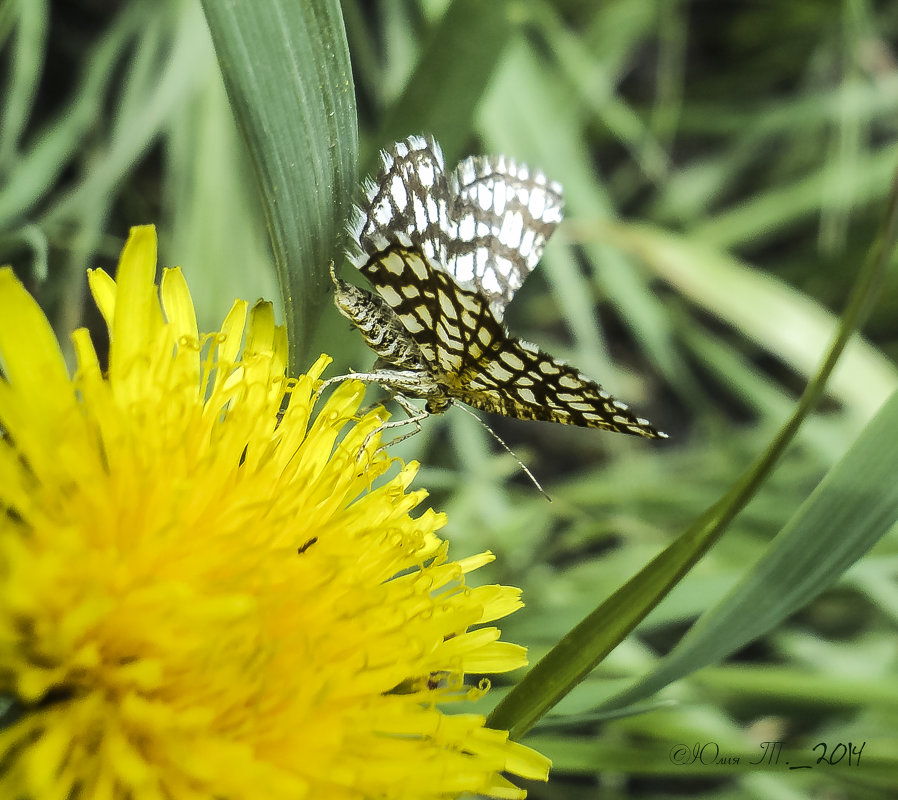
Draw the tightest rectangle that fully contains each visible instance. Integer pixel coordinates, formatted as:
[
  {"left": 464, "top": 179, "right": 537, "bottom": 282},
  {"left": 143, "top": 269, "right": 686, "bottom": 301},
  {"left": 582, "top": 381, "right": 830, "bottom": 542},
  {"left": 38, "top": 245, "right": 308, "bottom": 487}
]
[{"left": 0, "top": 226, "right": 549, "bottom": 799}]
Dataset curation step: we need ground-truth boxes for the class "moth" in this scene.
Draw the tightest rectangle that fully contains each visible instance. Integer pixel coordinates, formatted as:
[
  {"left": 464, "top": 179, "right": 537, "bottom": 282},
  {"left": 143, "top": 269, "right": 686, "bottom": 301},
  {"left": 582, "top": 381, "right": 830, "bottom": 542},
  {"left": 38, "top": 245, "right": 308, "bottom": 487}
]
[{"left": 326, "top": 135, "right": 666, "bottom": 448}]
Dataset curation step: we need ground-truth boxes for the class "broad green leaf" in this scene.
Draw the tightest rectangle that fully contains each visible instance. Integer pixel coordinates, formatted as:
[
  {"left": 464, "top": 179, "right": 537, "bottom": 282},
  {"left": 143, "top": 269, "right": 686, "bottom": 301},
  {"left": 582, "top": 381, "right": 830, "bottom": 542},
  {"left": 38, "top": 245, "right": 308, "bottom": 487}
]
[{"left": 201, "top": 0, "right": 357, "bottom": 372}]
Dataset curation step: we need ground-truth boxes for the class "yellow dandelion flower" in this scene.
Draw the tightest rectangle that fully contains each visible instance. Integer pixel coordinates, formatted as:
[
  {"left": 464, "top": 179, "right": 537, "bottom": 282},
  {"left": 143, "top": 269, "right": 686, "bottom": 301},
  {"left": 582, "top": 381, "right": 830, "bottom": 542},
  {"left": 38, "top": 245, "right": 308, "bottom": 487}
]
[{"left": 0, "top": 226, "right": 550, "bottom": 799}]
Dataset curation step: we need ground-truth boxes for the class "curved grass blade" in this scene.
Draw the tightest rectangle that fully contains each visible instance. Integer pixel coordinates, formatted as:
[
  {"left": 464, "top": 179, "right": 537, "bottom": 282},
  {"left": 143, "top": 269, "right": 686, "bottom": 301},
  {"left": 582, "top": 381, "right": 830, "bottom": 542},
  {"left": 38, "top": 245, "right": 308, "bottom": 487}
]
[
  {"left": 600, "top": 385, "right": 898, "bottom": 712},
  {"left": 200, "top": 0, "right": 357, "bottom": 371}
]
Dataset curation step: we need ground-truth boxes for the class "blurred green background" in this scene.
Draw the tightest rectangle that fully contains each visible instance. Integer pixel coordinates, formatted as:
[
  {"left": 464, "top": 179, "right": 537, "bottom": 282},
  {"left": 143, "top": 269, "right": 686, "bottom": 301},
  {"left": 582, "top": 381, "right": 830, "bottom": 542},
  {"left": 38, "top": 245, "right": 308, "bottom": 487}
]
[{"left": 3, "top": 0, "right": 898, "bottom": 797}]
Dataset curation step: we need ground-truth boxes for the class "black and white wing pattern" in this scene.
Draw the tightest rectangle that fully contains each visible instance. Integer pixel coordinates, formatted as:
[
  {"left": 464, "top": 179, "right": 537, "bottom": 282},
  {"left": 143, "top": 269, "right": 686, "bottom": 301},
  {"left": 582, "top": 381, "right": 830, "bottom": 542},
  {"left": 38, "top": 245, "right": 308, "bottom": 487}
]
[
  {"left": 447, "top": 152, "right": 563, "bottom": 319},
  {"left": 348, "top": 136, "right": 451, "bottom": 274},
  {"left": 347, "top": 136, "right": 562, "bottom": 320},
  {"left": 337, "top": 135, "right": 666, "bottom": 439}
]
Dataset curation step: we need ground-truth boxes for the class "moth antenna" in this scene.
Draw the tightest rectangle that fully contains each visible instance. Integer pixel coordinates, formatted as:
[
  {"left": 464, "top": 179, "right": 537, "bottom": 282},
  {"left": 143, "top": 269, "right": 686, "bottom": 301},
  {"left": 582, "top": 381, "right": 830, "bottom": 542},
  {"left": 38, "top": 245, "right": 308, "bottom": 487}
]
[{"left": 452, "top": 402, "right": 551, "bottom": 502}]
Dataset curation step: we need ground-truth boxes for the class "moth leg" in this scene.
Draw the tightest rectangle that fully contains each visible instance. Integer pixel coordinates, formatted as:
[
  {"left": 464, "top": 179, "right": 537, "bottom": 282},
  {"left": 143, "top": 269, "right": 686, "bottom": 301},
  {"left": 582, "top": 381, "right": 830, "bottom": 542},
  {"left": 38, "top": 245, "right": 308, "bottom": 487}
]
[
  {"left": 363, "top": 394, "right": 429, "bottom": 454},
  {"left": 315, "top": 371, "right": 358, "bottom": 396},
  {"left": 316, "top": 369, "right": 442, "bottom": 456},
  {"left": 317, "top": 370, "right": 427, "bottom": 398}
]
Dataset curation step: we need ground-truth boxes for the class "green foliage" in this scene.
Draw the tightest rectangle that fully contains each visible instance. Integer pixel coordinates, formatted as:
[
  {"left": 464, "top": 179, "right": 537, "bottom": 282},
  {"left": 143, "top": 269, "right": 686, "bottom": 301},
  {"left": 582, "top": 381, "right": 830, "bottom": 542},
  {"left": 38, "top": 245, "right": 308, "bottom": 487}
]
[
  {"left": 3, "top": 1, "right": 898, "bottom": 797},
  {"left": 202, "top": 0, "right": 357, "bottom": 371}
]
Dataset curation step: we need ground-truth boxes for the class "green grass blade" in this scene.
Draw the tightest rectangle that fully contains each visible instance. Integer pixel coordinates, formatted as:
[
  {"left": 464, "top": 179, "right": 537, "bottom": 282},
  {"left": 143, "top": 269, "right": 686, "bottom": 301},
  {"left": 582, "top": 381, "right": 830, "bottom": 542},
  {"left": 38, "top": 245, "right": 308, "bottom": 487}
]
[
  {"left": 44, "top": 5, "right": 207, "bottom": 225},
  {"left": 693, "top": 144, "right": 898, "bottom": 250},
  {"left": 488, "top": 161, "right": 898, "bottom": 740},
  {"left": 0, "top": 0, "right": 47, "bottom": 170},
  {"left": 200, "top": 0, "right": 357, "bottom": 372},
  {"left": 601, "top": 387, "right": 898, "bottom": 711},
  {"left": 585, "top": 218, "right": 898, "bottom": 424},
  {"left": 0, "top": 3, "right": 146, "bottom": 228}
]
